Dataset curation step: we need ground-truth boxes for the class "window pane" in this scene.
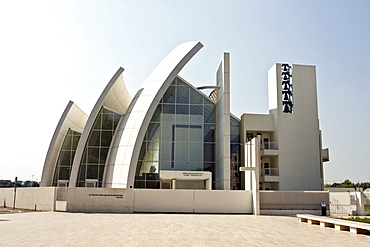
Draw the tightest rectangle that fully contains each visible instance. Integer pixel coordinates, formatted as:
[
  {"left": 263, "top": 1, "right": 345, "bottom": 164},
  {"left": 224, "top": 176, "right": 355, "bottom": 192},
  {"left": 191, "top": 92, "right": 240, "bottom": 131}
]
[
  {"left": 230, "top": 117, "right": 240, "bottom": 143},
  {"left": 176, "top": 114, "right": 189, "bottom": 123},
  {"left": 163, "top": 104, "right": 175, "bottom": 114},
  {"left": 176, "top": 85, "right": 189, "bottom": 104},
  {"left": 151, "top": 105, "right": 161, "bottom": 122},
  {"left": 190, "top": 88, "right": 203, "bottom": 104},
  {"left": 102, "top": 113, "right": 113, "bottom": 130},
  {"left": 176, "top": 104, "right": 189, "bottom": 115},
  {"left": 86, "top": 165, "right": 98, "bottom": 179},
  {"left": 147, "top": 122, "right": 160, "bottom": 141},
  {"left": 189, "top": 125, "right": 202, "bottom": 142},
  {"left": 175, "top": 125, "right": 188, "bottom": 142},
  {"left": 100, "top": 148, "right": 109, "bottom": 163},
  {"left": 189, "top": 143, "right": 202, "bottom": 161},
  {"left": 88, "top": 131, "right": 100, "bottom": 146},
  {"left": 204, "top": 105, "right": 215, "bottom": 123},
  {"left": 58, "top": 167, "right": 70, "bottom": 180},
  {"left": 63, "top": 134, "right": 72, "bottom": 150},
  {"left": 98, "top": 165, "right": 105, "bottom": 181},
  {"left": 163, "top": 86, "right": 175, "bottom": 103},
  {"left": 203, "top": 162, "right": 214, "bottom": 172},
  {"left": 145, "top": 172, "right": 159, "bottom": 180},
  {"left": 174, "top": 143, "right": 188, "bottom": 161},
  {"left": 204, "top": 143, "right": 215, "bottom": 162},
  {"left": 101, "top": 131, "right": 112, "bottom": 146},
  {"left": 146, "top": 180, "right": 160, "bottom": 189},
  {"left": 93, "top": 114, "right": 102, "bottom": 130},
  {"left": 137, "top": 143, "right": 147, "bottom": 162},
  {"left": 160, "top": 142, "right": 172, "bottom": 161},
  {"left": 160, "top": 161, "right": 172, "bottom": 170},
  {"left": 190, "top": 105, "right": 203, "bottom": 115},
  {"left": 71, "top": 133, "right": 81, "bottom": 149},
  {"left": 161, "top": 123, "right": 173, "bottom": 142},
  {"left": 59, "top": 151, "right": 71, "bottom": 166},
  {"left": 113, "top": 113, "right": 121, "bottom": 128},
  {"left": 87, "top": 148, "right": 100, "bottom": 164},
  {"left": 174, "top": 161, "right": 188, "bottom": 171},
  {"left": 176, "top": 77, "right": 187, "bottom": 86},
  {"left": 189, "top": 162, "right": 202, "bottom": 171},
  {"left": 134, "top": 180, "right": 145, "bottom": 188},
  {"left": 78, "top": 165, "right": 86, "bottom": 181},
  {"left": 204, "top": 124, "right": 215, "bottom": 142}
]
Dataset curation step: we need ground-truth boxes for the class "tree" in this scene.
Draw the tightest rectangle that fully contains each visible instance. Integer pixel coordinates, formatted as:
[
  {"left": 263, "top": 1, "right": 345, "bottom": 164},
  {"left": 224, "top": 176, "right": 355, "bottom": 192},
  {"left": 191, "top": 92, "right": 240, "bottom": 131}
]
[{"left": 324, "top": 180, "right": 370, "bottom": 190}]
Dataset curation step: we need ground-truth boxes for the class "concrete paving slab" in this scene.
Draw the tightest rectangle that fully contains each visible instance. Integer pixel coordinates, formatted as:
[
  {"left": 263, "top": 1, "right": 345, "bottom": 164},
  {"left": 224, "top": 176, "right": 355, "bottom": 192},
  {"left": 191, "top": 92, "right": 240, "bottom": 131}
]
[{"left": 0, "top": 212, "right": 369, "bottom": 246}]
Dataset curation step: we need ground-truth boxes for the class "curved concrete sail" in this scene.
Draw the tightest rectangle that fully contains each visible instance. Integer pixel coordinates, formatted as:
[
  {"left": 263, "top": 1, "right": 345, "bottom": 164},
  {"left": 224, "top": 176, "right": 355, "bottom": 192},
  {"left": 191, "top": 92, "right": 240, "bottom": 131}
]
[
  {"left": 69, "top": 68, "right": 132, "bottom": 187},
  {"left": 40, "top": 101, "right": 88, "bottom": 186},
  {"left": 104, "top": 41, "right": 203, "bottom": 188}
]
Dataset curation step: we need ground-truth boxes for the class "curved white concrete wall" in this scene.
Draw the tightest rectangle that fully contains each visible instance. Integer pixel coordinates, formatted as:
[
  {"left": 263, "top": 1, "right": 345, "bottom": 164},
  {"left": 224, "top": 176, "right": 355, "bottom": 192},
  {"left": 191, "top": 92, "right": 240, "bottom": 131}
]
[
  {"left": 104, "top": 41, "right": 203, "bottom": 188},
  {"left": 69, "top": 68, "right": 132, "bottom": 187},
  {"left": 40, "top": 101, "right": 88, "bottom": 186}
]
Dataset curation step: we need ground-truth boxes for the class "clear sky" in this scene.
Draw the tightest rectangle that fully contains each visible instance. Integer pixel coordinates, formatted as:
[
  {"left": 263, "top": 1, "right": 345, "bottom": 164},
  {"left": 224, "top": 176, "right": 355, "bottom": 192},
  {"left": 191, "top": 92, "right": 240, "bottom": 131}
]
[{"left": 0, "top": 0, "right": 369, "bottom": 183}]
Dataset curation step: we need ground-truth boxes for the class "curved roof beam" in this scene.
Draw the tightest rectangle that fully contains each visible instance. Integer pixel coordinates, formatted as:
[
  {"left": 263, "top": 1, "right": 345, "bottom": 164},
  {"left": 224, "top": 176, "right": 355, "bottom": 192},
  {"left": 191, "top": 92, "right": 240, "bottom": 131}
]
[
  {"left": 105, "top": 41, "right": 203, "bottom": 188},
  {"left": 40, "top": 101, "right": 88, "bottom": 186},
  {"left": 69, "top": 68, "right": 132, "bottom": 187},
  {"left": 196, "top": 86, "right": 220, "bottom": 90}
]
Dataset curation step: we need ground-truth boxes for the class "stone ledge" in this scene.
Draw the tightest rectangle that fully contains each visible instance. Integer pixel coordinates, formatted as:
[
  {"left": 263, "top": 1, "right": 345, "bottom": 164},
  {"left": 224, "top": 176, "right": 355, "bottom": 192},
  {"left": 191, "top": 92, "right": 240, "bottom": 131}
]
[{"left": 297, "top": 214, "right": 370, "bottom": 234}]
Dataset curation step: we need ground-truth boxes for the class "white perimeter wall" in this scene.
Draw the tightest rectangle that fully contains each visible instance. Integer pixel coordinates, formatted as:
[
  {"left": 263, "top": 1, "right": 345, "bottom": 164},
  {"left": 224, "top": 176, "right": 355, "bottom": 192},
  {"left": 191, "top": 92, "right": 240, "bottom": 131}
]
[
  {"left": 67, "top": 189, "right": 252, "bottom": 213},
  {"left": 134, "top": 190, "right": 252, "bottom": 213},
  {"left": 66, "top": 188, "right": 134, "bottom": 213},
  {"left": 1, "top": 187, "right": 251, "bottom": 213},
  {"left": 0, "top": 187, "right": 56, "bottom": 211},
  {"left": 260, "top": 191, "right": 329, "bottom": 216}
]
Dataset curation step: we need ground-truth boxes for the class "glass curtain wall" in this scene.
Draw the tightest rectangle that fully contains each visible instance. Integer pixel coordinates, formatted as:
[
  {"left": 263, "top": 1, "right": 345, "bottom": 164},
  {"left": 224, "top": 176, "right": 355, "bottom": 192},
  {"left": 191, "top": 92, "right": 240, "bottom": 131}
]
[
  {"left": 52, "top": 129, "right": 81, "bottom": 186},
  {"left": 135, "top": 77, "right": 216, "bottom": 189},
  {"left": 230, "top": 116, "right": 242, "bottom": 190},
  {"left": 77, "top": 108, "right": 121, "bottom": 187}
]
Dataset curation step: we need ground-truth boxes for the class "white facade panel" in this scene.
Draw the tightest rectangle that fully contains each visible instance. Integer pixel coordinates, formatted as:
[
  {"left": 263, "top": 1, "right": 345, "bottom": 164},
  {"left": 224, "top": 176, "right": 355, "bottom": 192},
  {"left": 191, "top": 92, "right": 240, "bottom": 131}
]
[
  {"left": 41, "top": 101, "right": 88, "bottom": 187},
  {"left": 105, "top": 41, "right": 203, "bottom": 188},
  {"left": 69, "top": 68, "right": 132, "bottom": 187}
]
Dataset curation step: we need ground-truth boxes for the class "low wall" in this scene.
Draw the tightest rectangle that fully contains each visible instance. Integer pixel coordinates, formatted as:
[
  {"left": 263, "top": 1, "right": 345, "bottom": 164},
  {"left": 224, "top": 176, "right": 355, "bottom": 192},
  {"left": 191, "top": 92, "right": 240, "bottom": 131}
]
[
  {"left": 260, "top": 191, "right": 329, "bottom": 215},
  {"left": 2, "top": 188, "right": 330, "bottom": 215},
  {"left": 134, "top": 189, "right": 252, "bottom": 213},
  {"left": 0, "top": 187, "right": 252, "bottom": 213},
  {"left": 0, "top": 187, "right": 56, "bottom": 211},
  {"left": 66, "top": 188, "right": 134, "bottom": 213},
  {"left": 329, "top": 192, "right": 352, "bottom": 215},
  {"left": 194, "top": 190, "right": 252, "bottom": 213},
  {"left": 134, "top": 189, "right": 193, "bottom": 213}
]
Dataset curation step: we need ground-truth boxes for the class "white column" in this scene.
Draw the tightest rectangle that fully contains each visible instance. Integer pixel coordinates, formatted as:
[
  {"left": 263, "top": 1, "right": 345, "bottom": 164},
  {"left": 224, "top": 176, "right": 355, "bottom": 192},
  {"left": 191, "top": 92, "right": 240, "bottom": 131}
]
[{"left": 171, "top": 179, "right": 176, "bottom": 190}]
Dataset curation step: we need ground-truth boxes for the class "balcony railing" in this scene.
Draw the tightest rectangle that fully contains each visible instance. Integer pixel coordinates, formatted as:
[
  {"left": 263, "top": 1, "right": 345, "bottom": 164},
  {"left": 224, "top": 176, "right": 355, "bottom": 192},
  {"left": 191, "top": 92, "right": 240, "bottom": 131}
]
[
  {"left": 261, "top": 142, "right": 278, "bottom": 150},
  {"left": 261, "top": 168, "right": 279, "bottom": 176}
]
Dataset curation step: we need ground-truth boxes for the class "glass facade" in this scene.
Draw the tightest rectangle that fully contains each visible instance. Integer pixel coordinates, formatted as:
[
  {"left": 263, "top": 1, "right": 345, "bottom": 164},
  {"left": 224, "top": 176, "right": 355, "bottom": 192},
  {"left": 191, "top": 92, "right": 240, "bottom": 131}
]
[
  {"left": 134, "top": 77, "right": 216, "bottom": 189},
  {"left": 230, "top": 116, "right": 242, "bottom": 190},
  {"left": 77, "top": 108, "right": 121, "bottom": 187},
  {"left": 52, "top": 129, "right": 81, "bottom": 186}
]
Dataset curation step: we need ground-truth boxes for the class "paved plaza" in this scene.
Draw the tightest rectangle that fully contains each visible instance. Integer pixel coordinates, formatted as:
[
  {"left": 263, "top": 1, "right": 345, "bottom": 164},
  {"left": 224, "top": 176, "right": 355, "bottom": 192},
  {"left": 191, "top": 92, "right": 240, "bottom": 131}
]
[{"left": 0, "top": 211, "right": 369, "bottom": 246}]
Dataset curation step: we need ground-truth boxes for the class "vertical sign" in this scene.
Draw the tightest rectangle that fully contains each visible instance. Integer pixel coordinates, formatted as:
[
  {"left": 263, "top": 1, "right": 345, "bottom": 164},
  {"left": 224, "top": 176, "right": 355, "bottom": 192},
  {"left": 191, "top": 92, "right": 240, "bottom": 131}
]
[{"left": 281, "top": 64, "right": 293, "bottom": 113}]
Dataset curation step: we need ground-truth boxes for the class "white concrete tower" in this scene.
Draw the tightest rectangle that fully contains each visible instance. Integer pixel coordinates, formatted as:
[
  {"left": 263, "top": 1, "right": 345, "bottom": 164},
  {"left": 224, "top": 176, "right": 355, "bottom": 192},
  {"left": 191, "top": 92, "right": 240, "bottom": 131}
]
[{"left": 268, "top": 64, "right": 323, "bottom": 191}]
